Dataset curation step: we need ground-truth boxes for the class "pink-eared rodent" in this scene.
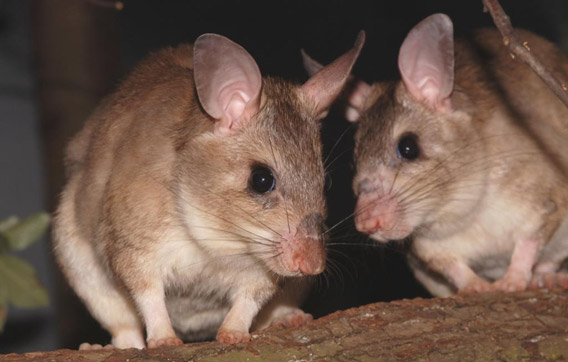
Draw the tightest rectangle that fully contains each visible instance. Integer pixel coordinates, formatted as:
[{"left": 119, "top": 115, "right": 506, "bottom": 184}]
[
  {"left": 305, "top": 14, "right": 568, "bottom": 297},
  {"left": 52, "top": 32, "right": 364, "bottom": 349}
]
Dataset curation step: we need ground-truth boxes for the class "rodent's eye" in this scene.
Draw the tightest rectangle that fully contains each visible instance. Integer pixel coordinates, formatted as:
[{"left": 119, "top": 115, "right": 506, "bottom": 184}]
[
  {"left": 249, "top": 165, "right": 276, "bottom": 194},
  {"left": 396, "top": 133, "right": 420, "bottom": 160}
]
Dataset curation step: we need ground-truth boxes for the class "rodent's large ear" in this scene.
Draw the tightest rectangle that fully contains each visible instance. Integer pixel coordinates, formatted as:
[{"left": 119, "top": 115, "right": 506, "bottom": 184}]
[
  {"left": 193, "top": 34, "right": 262, "bottom": 134},
  {"left": 299, "top": 31, "right": 366, "bottom": 120},
  {"left": 398, "top": 13, "right": 454, "bottom": 113},
  {"left": 301, "top": 49, "right": 372, "bottom": 122}
]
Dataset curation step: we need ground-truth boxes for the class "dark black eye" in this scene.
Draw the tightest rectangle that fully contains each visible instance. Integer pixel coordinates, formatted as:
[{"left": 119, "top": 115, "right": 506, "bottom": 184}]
[
  {"left": 396, "top": 133, "right": 420, "bottom": 160},
  {"left": 249, "top": 165, "right": 276, "bottom": 194}
]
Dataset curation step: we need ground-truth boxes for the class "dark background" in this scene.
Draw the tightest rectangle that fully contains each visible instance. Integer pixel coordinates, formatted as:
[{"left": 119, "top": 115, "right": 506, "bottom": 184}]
[{"left": 0, "top": 0, "right": 566, "bottom": 353}]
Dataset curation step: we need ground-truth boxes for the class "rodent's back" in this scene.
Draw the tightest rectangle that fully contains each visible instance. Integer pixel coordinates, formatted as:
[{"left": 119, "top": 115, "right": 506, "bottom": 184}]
[
  {"left": 65, "top": 44, "right": 195, "bottom": 173},
  {"left": 64, "top": 44, "right": 203, "bottom": 238},
  {"left": 453, "top": 28, "right": 568, "bottom": 174}
]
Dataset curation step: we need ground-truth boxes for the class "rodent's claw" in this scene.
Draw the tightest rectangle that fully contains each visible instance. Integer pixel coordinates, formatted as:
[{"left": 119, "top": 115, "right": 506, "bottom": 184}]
[
  {"left": 216, "top": 329, "right": 251, "bottom": 344},
  {"left": 147, "top": 337, "right": 183, "bottom": 349},
  {"left": 529, "top": 272, "right": 568, "bottom": 290},
  {"left": 78, "top": 343, "right": 115, "bottom": 350},
  {"left": 270, "top": 309, "right": 313, "bottom": 328},
  {"left": 458, "top": 278, "right": 493, "bottom": 294},
  {"left": 492, "top": 274, "right": 529, "bottom": 293}
]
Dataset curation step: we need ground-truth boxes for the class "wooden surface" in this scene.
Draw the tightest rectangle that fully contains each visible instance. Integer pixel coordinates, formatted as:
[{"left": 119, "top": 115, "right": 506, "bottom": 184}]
[{"left": 2, "top": 290, "right": 568, "bottom": 361}]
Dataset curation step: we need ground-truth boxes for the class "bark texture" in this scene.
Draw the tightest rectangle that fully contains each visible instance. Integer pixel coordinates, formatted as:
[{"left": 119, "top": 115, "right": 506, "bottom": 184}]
[{"left": 2, "top": 290, "right": 568, "bottom": 361}]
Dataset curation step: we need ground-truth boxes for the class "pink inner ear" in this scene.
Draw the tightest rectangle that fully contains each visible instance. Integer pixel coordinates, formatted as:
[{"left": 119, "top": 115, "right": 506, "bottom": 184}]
[
  {"left": 193, "top": 34, "right": 262, "bottom": 133},
  {"left": 398, "top": 13, "right": 454, "bottom": 112}
]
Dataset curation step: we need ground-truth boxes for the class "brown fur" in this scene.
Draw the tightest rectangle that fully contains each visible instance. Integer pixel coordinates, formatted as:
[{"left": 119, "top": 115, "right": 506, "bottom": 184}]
[
  {"left": 353, "top": 27, "right": 568, "bottom": 297},
  {"left": 51, "top": 35, "right": 360, "bottom": 348}
]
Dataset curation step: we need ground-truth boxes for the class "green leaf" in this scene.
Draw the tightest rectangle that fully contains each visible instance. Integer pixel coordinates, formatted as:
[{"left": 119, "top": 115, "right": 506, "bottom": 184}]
[
  {"left": 0, "top": 216, "right": 19, "bottom": 233},
  {"left": 0, "top": 302, "right": 7, "bottom": 333},
  {"left": 0, "top": 278, "right": 7, "bottom": 305},
  {"left": 0, "top": 234, "right": 8, "bottom": 254},
  {"left": 0, "top": 254, "right": 49, "bottom": 309},
  {"left": 0, "top": 217, "right": 19, "bottom": 253},
  {"left": 2, "top": 213, "right": 50, "bottom": 251}
]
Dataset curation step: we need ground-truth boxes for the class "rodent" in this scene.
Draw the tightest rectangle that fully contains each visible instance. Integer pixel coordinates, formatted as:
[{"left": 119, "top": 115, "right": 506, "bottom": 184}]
[
  {"left": 305, "top": 14, "right": 568, "bottom": 297},
  {"left": 52, "top": 32, "right": 364, "bottom": 349}
]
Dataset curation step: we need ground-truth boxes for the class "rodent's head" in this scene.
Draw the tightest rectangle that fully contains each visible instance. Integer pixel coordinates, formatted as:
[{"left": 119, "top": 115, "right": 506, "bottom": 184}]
[
  {"left": 327, "top": 14, "right": 487, "bottom": 242},
  {"left": 177, "top": 33, "right": 364, "bottom": 277}
]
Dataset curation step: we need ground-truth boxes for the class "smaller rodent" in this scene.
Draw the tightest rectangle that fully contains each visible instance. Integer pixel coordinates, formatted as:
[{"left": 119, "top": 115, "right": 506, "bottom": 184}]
[
  {"left": 53, "top": 32, "right": 364, "bottom": 349},
  {"left": 304, "top": 14, "right": 568, "bottom": 297}
]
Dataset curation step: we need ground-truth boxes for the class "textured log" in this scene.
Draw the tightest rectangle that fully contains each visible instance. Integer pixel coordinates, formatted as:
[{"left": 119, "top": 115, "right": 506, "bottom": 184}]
[{"left": 2, "top": 290, "right": 568, "bottom": 361}]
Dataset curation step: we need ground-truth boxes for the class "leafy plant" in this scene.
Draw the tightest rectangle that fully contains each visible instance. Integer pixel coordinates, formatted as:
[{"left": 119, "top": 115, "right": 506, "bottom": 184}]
[{"left": 0, "top": 213, "right": 50, "bottom": 333}]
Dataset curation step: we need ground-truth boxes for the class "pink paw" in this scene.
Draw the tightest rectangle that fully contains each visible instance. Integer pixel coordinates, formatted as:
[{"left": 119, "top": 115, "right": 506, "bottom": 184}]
[
  {"left": 147, "top": 337, "right": 183, "bottom": 349},
  {"left": 216, "top": 329, "right": 251, "bottom": 344},
  {"left": 78, "top": 343, "right": 115, "bottom": 350},
  {"left": 529, "top": 272, "right": 568, "bottom": 290},
  {"left": 270, "top": 310, "right": 313, "bottom": 328},
  {"left": 459, "top": 279, "right": 493, "bottom": 294},
  {"left": 491, "top": 274, "right": 529, "bottom": 293}
]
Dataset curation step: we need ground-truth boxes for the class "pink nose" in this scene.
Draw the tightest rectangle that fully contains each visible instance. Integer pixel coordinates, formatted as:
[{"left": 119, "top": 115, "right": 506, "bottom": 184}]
[
  {"left": 355, "top": 214, "right": 381, "bottom": 234},
  {"left": 354, "top": 199, "right": 382, "bottom": 235},
  {"left": 296, "top": 255, "right": 325, "bottom": 275},
  {"left": 292, "top": 245, "right": 325, "bottom": 275}
]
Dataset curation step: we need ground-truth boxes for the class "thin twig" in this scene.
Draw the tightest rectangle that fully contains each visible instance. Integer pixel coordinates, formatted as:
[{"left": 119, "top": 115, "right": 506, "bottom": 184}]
[{"left": 482, "top": 0, "right": 568, "bottom": 109}]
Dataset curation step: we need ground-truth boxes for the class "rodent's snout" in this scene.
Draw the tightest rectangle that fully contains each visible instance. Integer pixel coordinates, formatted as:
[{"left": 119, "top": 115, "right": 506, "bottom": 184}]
[
  {"left": 354, "top": 190, "right": 413, "bottom": 241},
  {"left": 292, "top": 236, "right": 326, "bottom": 275},
  {"left": 279, "top": 213, "right": 326, "bottom": 276}
]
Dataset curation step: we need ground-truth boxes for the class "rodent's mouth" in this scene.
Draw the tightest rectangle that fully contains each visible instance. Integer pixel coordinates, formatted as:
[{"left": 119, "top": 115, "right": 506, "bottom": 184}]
[
  {"left": 368, "top": 228, "right": 412, "bottom": 243},
  {"left": 262, "top": 236, "right": 326, "bottom": 277}
]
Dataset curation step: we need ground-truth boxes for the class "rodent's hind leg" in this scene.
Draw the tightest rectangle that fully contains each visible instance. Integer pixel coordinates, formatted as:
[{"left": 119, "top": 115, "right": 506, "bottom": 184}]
[
  {"left": 52, "top": 183, "right": 145, "bottom": 349},
  {"left": 407, "top": 253, "right": 455, "bottom": 297},
  {"left": 412, "top": 240, "right": 492, "bottom": 294},
  {"left": 60, "top": 242, "right": 145, "bottom": 349}
]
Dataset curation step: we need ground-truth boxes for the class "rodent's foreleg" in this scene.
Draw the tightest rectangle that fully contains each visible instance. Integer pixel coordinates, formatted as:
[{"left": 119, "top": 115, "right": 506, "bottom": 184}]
[
  {"left": 131, "top": 285, "right": 183, "bottom": 348},
  {"left": 491, "top": 238, "right": 540, "bottom": 292},
  {"left": 216, "top": 284, "right": 276, "bottom": 344}
]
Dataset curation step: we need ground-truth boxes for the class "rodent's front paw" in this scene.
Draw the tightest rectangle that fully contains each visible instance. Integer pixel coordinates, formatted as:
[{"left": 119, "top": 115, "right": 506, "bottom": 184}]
[
  {"left": 492, "top": 274, "right": 529, "bottom": 293},
  {"left": 458, "top": 278, "right": 492, "bottom": 294},
  {"left": 529, "top": 272, "right": 568, "bottom": 290},
  {"left": 147, "top": 337, "right": 183, "bottom": 348},
  {"left": 79, "top": 343, "right": 115, "bottom": 350},
  {"left": 270, "top": 309, "right": 313, "bottom": 328},
  {"left": 216, "top": 329, "right": 251, "bottom": 344}
]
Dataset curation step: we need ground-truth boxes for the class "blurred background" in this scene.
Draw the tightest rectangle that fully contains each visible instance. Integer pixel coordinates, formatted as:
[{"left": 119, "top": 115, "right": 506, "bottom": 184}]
[{"left": 0, "top": 0, "right": 566, "bottom": 354}]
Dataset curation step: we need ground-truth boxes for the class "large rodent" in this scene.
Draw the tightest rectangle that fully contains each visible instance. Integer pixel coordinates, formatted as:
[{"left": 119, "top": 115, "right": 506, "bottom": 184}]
[
  {"left": 53, "top": 32, "right": 364, "bottom": 349},
  {"left": 305, "top": 14, "right": 568, "bottom": 297}
]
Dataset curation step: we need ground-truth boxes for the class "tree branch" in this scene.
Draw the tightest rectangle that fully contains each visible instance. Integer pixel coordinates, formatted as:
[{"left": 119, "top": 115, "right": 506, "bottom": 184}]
[
  {"left": 482, "top": 0, "right": 568, "bottom": 108},
  {"left": 3, "top": 290, "right": 568, "bottom": 361}
]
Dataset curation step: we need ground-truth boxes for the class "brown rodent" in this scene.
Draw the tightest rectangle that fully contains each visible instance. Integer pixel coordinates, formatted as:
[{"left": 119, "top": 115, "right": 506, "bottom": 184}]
[
  {"left": 305, "top": 14, "right": 568, "bottom": 297},
  {"left": 52, "top": 32, "right": 364, "bottom": 349}
]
